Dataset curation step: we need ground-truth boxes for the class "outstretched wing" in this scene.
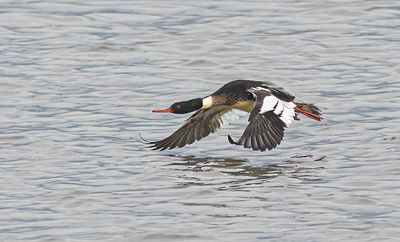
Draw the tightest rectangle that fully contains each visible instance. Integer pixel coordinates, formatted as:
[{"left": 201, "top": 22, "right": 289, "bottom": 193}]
[
  {"left": 150, "top": 106, "right": 231, "bottom": 150},
  {"left": 228, "top": 87, "right": 295, "bottom": 151}
]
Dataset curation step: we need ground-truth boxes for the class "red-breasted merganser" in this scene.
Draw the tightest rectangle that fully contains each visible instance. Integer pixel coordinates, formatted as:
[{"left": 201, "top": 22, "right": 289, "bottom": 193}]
[{"left": 150, "top": 80, "right": 322, "bottom": 152}]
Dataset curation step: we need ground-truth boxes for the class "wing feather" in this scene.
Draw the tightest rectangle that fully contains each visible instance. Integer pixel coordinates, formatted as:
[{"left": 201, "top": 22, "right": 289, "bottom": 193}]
[
  {"left": 228, "top": 88, "right": 289, "bottom": 151},
  {"left": 150, "top": 106, "right": 231, "bottom": 150}
]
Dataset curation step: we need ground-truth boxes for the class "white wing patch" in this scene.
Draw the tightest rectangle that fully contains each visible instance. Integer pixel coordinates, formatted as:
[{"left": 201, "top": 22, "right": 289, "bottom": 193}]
[
  {"left": 260, "top": 95, "right": 296, "bottom": 127},
  {"left": 280, "top": 101, "right": 296, "bottom": 127},
  {"left": 260, "top": 95, "right": 279, "bottom": 113}
]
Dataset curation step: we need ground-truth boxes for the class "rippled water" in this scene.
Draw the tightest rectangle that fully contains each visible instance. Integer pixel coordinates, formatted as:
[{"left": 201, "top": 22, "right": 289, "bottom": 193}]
[{"left": 1, "top": 0, "right": 400, "bottom": 241}]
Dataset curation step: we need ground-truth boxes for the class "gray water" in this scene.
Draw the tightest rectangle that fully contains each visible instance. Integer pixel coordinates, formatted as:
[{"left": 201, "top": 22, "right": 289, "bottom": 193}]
[{"left": 1, "top": 0, "right": 400, "bottom": 241}]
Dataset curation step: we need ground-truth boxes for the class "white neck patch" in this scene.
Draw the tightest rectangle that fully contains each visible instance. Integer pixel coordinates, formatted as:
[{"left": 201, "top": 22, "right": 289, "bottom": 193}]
[{"left": 202, "top": 96, "right": 213, "bottom": 109}]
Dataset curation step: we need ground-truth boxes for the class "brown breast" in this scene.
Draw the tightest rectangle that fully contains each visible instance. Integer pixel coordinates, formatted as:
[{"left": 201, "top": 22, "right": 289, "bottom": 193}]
[{"left": 231, "top": 100, "right": 255, "bottom": 113}]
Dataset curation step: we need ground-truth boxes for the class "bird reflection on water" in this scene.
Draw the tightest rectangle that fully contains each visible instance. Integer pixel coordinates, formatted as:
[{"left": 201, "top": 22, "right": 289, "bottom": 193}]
[{"left": 168, "top": 154, "right": 326, "bottom": 183}]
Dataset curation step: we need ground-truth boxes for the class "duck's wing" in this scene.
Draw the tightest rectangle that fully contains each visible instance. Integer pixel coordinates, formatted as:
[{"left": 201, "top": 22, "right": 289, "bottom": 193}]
[
  {"left": 150, "top": 106, "right": 231, "bottom": 150},
  {"left": 228, "top": 87, "right": 296, "bottom": 151}
]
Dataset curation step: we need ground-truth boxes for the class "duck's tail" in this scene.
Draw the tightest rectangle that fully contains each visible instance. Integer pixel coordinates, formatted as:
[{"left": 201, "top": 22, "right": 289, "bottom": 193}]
[{"left": 294, "top": 102, "right": 323, "bottom": 121}]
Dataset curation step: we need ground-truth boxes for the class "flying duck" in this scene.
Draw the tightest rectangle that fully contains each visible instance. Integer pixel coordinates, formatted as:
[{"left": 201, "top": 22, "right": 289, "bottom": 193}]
[{"left": 150, "top": 80, "right": 322, "bottom": 152}]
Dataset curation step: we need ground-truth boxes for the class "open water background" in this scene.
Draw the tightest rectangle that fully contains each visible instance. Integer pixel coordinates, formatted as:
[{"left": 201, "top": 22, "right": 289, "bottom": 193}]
[{"left": 1, "top": 0, "right": 400, "bottom": 241}]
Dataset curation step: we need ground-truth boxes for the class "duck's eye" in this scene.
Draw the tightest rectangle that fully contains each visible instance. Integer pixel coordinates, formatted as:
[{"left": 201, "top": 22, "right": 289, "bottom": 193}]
[{"left": 176, "top": 104, "right": 181, "bottom": 109}]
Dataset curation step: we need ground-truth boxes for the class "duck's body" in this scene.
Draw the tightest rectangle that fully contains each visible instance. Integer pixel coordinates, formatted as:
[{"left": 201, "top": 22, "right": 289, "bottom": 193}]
[{"left": 151, "top": 80, "right": 322, "bottom": 152}]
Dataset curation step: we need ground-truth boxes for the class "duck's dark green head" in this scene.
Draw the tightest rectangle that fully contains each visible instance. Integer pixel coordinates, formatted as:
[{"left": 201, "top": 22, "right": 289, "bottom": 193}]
[{"left": 153, "top": 98, "right": 203, "bottom": 114}]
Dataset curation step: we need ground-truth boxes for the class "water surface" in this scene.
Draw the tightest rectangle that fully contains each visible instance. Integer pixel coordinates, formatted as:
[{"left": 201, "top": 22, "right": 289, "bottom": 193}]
[{"left": 1, "top": 0, "right": 400, "bottom": 241}]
